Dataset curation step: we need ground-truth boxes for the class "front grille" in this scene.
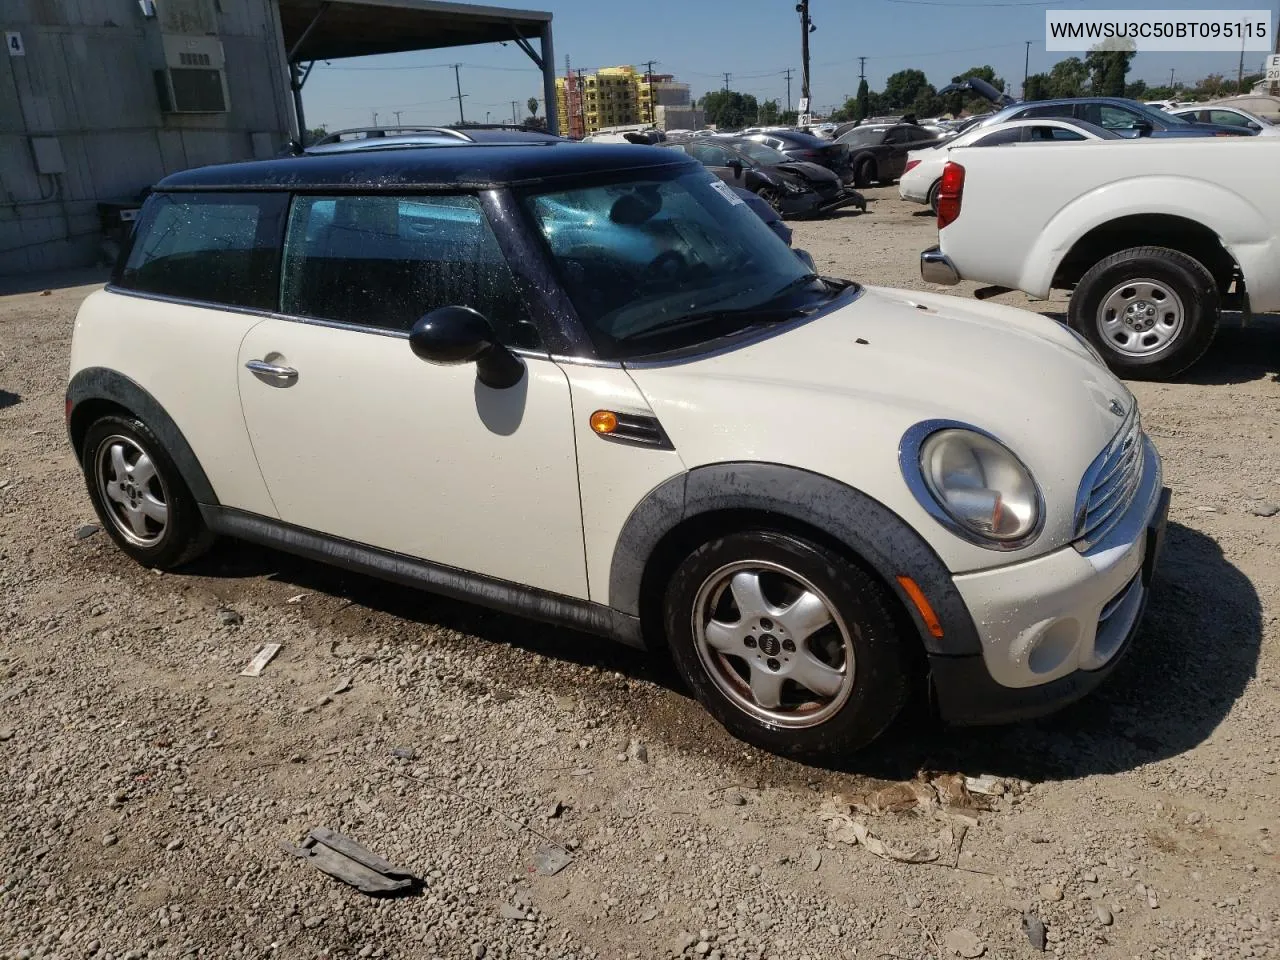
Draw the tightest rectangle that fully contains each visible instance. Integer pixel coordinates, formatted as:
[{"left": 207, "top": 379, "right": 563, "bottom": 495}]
[{"left": 1074, "top": 406, "right": 1144, "bottom": 551}]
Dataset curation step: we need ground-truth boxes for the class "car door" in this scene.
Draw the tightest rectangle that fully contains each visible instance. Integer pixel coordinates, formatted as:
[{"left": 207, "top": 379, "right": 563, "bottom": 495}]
[
  {"left": 687, "top": 142, "right": 746, "bottom": 187},
  {"left": 235, "top": 191, "right": 588, "bottom": 598}
]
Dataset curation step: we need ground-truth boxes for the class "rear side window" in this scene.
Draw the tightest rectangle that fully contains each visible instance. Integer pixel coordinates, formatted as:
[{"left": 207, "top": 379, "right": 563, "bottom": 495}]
[
  {"left": 1018, "top": 104, "right": 1072, "bottom": 120},
  {"left": 972, "top": 128, "right": 1023, "bottom": 147},
  {"left": 118, "top": 192, "right": 287, "bottom": 310},
  {"left": 280, "top": 194, "right": 539, "bottom": 348}
]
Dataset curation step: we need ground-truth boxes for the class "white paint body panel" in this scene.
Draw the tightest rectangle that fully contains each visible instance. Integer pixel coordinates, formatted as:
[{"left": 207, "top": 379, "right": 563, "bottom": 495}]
[
  {"left": 559, "top": 365, "right": 687, "bottom": 602},
  {"left": 936, "top": 138, "right": 1280, "bottom": 311},
  {"left": 68, "top": 290, "right": 277, "bottom": 516},
  {"left": 625, "top": 286, "right": 1134, "bottom": 575},
  {"left": 235, "top": 319, "right": 588, "bottom": 599},
  {"left": 898, "top": 119, "right": 1107, "bottom": 205}
]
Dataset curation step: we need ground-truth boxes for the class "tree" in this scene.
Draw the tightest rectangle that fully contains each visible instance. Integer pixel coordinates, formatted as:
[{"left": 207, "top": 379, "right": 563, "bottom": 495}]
[
  {"left": 1048, "top": 56, "right": 1088, "bottom": 98},
  {"left": 527, "top": 97, "right": 539, "bottom": 117},
  {"left": 1124, "top": 79, "right": 1148, "bottom": 99},
  {"left": 1085, "top": 49, "right": 1134, "bottom": 97},
  {"left": 306, "top": 125, "right": 328, "bottom": 145},
  {"left": 1023, "top": 73, "right": 1052, "bottom": 101},
  {"left": 882, "top": 69, "right": 931, "bottom": 110},
  {"left": 855, "top": 77, "right": 869, "bottom": 121},
  {"left": 759, "top": 99, "right": 781, "bottom": 125},
  {"left": 523, "top": 115, "right": 547, "bottom": 130},
  {"left": 778, "top": 109, "right": 799, "bottom": 125},
  {"left": 698, "top": 90, "right": 759, "bottom": 129}
]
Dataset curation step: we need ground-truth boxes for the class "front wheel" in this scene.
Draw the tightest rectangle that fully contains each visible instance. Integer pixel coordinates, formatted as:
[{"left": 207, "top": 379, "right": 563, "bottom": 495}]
[
  {"left": 1069, "top": 246, "right": 1219, "bottom": 380},
  {"left": 755, "top": 185, "right": 784, "bottom": 216},
  {"left": 663, "top": 531, "right": 910, "bottom": 758},
  {"left": 853, "top": 158, "right": 876, "bottom": 188}
]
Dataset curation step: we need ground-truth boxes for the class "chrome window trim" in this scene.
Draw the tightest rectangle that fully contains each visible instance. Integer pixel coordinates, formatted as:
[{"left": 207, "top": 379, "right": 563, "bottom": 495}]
[{"left": 897, "top": 418, "right": 1046, "bottom": 552}]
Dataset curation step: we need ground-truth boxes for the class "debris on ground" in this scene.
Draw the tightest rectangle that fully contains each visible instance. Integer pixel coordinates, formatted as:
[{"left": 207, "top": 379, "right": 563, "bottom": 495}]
[
  {"left": 1022, "top": 912, "right": 1047, "bottom": 950},
  {"left": 532, "top": 845, "right": 573, "bottom": 876},
  {"left": 74, "top": 524, "right": 99, "bottom": 540},
  {"left": 287, "top": 593, "right": 307, "bottom": 603},
  {"left": 944, "top": 926, "right": 985, "bottom": 957},
  {"left": 1250, "top": 502, "right": 1279, "bottom": 517},
  {"left": 330, "top": 676, "right": 353, "bottom": 695},
  {"left": 963, "top": 775, "right": 1007, "bottom": 796},
  {"left": 390, "top": 746, "right": 417, "bottom": 760},
  {"left": 239, "top": 643, "right": 282, "bottom": 677},
  {"left": 217, "top": 608, "right": 244, "bottom": 627},
  {"left": 627, "top": 739, "right": 648, "bottom": 763},
  {"left": 280, "top": 827, "right": 420, "bottom": 896}
]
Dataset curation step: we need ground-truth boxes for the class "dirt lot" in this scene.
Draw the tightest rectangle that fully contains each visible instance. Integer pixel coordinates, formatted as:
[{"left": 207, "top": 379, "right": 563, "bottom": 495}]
[{"left": 2, "top": 187, "right": 1279, "bottom": 960}]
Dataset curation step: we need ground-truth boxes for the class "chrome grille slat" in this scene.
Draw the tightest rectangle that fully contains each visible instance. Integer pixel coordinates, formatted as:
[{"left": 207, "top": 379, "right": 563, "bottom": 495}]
[{"left": 1074, "top": 405, "right": 1144, "bottom": 551}]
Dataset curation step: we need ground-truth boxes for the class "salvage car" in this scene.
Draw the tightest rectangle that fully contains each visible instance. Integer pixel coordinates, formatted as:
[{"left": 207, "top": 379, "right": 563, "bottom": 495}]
[
  {"left": 670, "top": 138, "right": 865, "bottom": 218},
  {"left": 68, "top": 143, "right": 1169, "bottom": 757},
  {"left": 836, "top": 123, "right": 943, "bottom": 186},
  {"left": 739, "top": 129, "right": 854, "bottom": 182},
  {"left": 899, "top": 118, "right": 1118, "bottom": 213},
  {"left": 1170, "top": 104, "right": 1280, "bottom": 136},
  {"left": 965, "top": 97, "right": 1254, "bottom": 138}
]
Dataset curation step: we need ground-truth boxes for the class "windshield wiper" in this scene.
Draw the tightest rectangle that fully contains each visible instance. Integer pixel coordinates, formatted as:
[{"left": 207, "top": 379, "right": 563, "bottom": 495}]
[{"left": 616, "top": 302, "right": 809, "bottom": 342}]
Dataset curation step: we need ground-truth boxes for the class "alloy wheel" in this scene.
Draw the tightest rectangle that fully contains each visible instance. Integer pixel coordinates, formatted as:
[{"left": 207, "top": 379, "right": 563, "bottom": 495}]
[
  {"left": 94, "top": 435, "right": 170, "bottom": 547},
  {"left": 691, "top": 559, "right": 856, "bottom": 729}
]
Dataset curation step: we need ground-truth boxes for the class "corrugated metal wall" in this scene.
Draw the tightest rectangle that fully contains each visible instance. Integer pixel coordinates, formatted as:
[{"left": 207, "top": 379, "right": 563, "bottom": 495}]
[{"left": 0, "top": 0, "right": 292, "bottom": 275}]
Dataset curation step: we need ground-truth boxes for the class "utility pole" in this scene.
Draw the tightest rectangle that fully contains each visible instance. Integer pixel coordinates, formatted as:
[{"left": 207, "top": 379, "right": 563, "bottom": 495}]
[
  {"left": 372, "top": 110, "right": 378, "bottom": 126},
  {"left": 1023, "top": 41, "right": 1031, "bottom": 98},
  {"left": 393, "top": 110, "right": 402, "bottom": 125},
  {"left": 1237, "top": 29, "right": 1246, "bottom": 93},
  {"left": 783, "top": 67, "right": 793, "bottom": 113},
  {"left": 1272, "top": 7, "right": 1280, "bottom": 96},
  {"left": 451, "top": 63, "right": 467, "bottom": 125},
  {"left": 858, "top": 56, "right": 866, "bottom": 81},
  {"left": 511, "top": 100, "right": 519, "bottom": 124},
  {"left": 1169, "top": 68, "right": 1175, "bottom": 89},
  {"left": 797, "top": 0, "right": 812, "bottom": 103},
  {"left": 642, "top": 59, "right": 658, "bottom": 125},
  {"left": 723, "top": 72, "right": 731, "bottom": 92}
]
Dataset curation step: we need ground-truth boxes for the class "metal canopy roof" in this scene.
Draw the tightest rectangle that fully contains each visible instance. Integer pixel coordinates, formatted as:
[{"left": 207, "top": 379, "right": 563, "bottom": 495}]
[{"left": 279, "top": 0, "right": 552, "bottom": 63}]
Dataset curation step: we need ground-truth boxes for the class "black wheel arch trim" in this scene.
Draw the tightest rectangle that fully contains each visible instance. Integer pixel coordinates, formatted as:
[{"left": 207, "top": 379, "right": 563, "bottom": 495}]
[
  {"left": 66, "top": 367, "right": 218, "bottom": 505},
  {"left": 608, "top": 461, "right": 981, "bottom": 657}
]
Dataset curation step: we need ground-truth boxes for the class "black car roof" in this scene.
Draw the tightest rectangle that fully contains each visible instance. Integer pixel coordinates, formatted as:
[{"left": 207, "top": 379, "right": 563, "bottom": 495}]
[{"left": 156, "top": 143, "right": 697, "bottom": 192}]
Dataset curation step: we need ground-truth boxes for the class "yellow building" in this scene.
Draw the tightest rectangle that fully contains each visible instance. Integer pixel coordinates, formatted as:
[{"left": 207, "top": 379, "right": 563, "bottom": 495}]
[{"left": 557, "top": 65, "right": 686, "bottom": 136}]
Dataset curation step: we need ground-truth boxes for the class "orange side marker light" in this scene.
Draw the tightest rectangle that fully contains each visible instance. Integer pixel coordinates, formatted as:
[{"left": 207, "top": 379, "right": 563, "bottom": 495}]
[{"left": 896, "top": 575, "right": 944, "bottom": 639}]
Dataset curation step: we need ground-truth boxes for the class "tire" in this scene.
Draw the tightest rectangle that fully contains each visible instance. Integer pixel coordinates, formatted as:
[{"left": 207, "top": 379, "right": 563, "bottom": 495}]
[
  {"left": 853, "top": 158, "right": 876, "bottom": 188},
  {"left": 663, "top": 530, "right": 910, "bottom": 758},
  {"left": 81, "top": 414, "right": 214, "bottom": 569},
  {"left": 926, "top": 180, "right": 941, "bottom": 216},
  {"left": 1068, "top": 246, "right": 1218, "bottom": 381},
  {"left": 755, "top": 185, "right": 783, "bottom": 216}
]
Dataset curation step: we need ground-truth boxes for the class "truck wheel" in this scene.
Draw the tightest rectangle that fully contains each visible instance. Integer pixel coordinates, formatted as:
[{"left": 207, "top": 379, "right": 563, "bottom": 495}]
[
  {"left": 854, "top": 158, "right": 876, "bottom": 188},
  {"left": 663, "top": 530, "right": 909, "bottom": 758},
  {"left": 1069, "top": 246, "right": 1218, "bottom": 381}
]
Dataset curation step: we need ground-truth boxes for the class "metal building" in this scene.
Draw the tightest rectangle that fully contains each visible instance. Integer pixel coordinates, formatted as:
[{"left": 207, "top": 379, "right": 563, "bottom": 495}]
[{"left": 1, "top": 0, "right": 558, "bottom": 277}]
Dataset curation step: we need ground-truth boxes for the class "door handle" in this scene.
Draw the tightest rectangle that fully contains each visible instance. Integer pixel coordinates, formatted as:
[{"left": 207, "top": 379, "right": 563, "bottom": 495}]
[{"left": 245, "top": 359, "right": 298, "bottom": 386}]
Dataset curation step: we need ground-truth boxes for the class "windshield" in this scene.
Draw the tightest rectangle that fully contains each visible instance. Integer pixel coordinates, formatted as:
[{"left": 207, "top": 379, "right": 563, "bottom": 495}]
[
  {"left": 736, "top": 141, "right": 790, "bottom": 164},
  {"left": 522, "top": 170, "right": 835, "bottom": 359},
  {"left": 1135, "top": 102, "right": 1191, "bottom": 125}
]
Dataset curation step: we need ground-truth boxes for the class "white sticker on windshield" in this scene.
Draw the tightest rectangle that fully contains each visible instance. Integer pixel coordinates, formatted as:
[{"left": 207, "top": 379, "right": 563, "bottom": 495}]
[{"left": 708, "top": 179, "right": 745, "bottom": 206}]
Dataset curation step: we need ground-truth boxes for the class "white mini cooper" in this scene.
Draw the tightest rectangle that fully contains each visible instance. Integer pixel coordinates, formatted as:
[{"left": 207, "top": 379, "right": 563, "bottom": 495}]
[{"left": 68, "top": 143, "right": 1169, "bottom": 757}]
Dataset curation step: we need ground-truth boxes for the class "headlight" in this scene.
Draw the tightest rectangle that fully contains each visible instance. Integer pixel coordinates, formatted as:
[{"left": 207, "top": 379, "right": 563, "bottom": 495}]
[
  {"left": 781, "top": 180, "right": 807, "bottom": 195},
  {"left": 900, "top": 421, "right": 1043, "bottom": 549}
]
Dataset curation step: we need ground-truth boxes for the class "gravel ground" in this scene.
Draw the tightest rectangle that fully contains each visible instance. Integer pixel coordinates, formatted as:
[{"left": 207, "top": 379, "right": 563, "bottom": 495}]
[{"left": 2, "top": 189, "right": 1279, "bottom": 960}]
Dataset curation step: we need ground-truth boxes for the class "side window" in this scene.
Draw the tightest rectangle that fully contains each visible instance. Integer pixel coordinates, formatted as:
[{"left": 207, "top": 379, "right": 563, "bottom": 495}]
[
  {"left": 972, "top": 128, "right": 1022, "bottom": 147},
  {"left": 884, "top": 128, "right": 907, "bottom": 144},
  {"left": 1208, "top": 110, "right": 1250, "bottom": 127},
  {"left": 118, "top": 192, "right": 287, "bottom": 310},
  {"left": 1019, "top": 104, "right": 1071, "bottom": 120},
  {"left": 906, "top": 127, "right": 934, "bottom": 142},
  {"left": 1086, "top": 104, "right": 1141, "bottom": 129},
  {"left": 1028, "top": 125, "right": 1086, "bottom": 141},
  {"left": 280, "top": 194, "right": 539, "bottom": 348},
  {"left": 690, "top": 143, "right": 730, "bottom": 166}
]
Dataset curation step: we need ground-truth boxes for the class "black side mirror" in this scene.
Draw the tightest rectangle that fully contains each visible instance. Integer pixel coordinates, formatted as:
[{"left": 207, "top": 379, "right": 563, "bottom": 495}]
[
  {"left": 1132, "top": 120, "right": 1153, "bottom": 137},
  {"left": 727, "top": 159, "right": 744, "bottom": 176},
  {"left": 409, "top": 306, "right": 524, "bottom": 390}
]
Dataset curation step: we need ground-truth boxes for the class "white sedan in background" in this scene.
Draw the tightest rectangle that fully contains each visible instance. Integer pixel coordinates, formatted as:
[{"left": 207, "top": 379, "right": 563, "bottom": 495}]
[
  {"left": 1170, "top": 104, "right": 1280, "bottom": 136},
  {"left": 899, "top": 118, "right": 1119, "bottom": 213}
]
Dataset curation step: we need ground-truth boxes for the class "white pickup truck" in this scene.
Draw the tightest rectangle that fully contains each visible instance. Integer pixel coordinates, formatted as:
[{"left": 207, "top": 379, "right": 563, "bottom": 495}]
[{"left": 919, "top": 137, "right": 1280, "bottom": 379}]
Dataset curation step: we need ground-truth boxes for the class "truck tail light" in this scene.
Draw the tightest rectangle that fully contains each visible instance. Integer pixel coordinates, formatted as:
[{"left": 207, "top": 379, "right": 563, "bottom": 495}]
[
  {"left": 937, "top": 161, "right": 965, "bottom": 229},
  {"left": 904, "top": 159, "right": 921, "bottom": 174}
]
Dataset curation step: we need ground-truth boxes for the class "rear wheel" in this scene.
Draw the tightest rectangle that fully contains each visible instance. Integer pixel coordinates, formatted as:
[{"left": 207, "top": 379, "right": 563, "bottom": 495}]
[
  {"left": 1069, "top": 246, "right": 1218, "bottom": 380},
  {"left": 81, "top": 414, "right": 213, "bottom": 569},
  {"left": 853, "top": 158, "right": 876, "bottom": 188},
  {"left": 663, "top": 530, "right": 909, "bottom": 758},
  {"left": 926, "top": 180, "right": 941, "bottom": 215}
]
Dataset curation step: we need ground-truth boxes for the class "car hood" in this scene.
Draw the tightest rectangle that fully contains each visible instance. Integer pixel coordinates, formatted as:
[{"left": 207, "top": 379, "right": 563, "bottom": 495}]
[
  {"left": 773, "top": 160, "right": 840, "bottom": 183},
  {"left": 624, "top": 286, "right": 1134, "bottom": 572}
]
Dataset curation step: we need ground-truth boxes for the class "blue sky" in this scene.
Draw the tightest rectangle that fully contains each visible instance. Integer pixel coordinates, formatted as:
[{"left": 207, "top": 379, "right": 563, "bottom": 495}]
[{"left": 303, "top": 0, "right": 1280, "bottom": 130}]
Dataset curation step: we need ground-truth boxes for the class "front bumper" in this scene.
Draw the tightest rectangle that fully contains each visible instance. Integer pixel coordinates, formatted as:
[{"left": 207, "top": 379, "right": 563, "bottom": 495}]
[
  {"left": 930, "top": 437, "right": 1170, "bottom": 725},
  {"left": 784, "top": 188, "right": 866, "bottom": 219},
  {"left": 920, "top": 246, "right": 960, "bottom": 285}
]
